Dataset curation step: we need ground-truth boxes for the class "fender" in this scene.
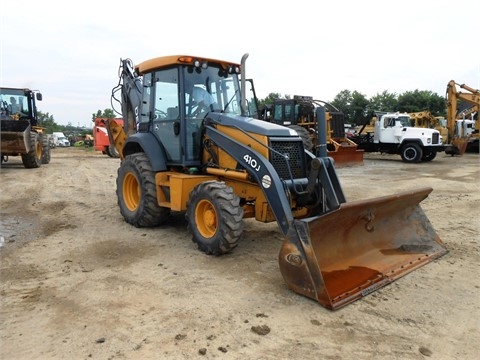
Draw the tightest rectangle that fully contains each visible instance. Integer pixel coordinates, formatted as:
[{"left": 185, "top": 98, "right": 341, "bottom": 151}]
[
  {"left": 123, "top": 132, "right": 168, "bottom": 172},
  {"left": 399, "top": 138, "right": 424, "bottom": 148},
  {"left": 400, "top": 139, "right": 445, "bottom": 153}
]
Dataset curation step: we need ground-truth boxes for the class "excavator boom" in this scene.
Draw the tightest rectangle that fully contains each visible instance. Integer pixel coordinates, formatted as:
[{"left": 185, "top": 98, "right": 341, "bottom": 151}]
[{"left": 445, "top": 80, "right": 480, "bottom": 155}]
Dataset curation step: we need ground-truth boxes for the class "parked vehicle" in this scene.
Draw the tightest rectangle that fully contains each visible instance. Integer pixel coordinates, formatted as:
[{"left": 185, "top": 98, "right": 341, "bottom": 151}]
[
  {"left": 106, "top": 54, "right": 447, "bottom": 310},
  {"left": 350, "top": 112, "right": 445, "bottom": 163},
  {"left": 52, "top": 132, "right": 70, "bottom": 147},
  {"left": 1, "top": 87, "right": 51, "bottom": 168}
]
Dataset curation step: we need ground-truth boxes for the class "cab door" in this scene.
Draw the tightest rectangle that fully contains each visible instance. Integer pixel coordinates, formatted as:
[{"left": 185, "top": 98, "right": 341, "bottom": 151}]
[{"left": 151, "top": 69, "right": 181, "bottom": 163}]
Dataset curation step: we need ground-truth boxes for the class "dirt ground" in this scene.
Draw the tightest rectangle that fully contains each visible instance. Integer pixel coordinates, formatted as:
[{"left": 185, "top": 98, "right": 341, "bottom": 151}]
[{"left": 0, "top": 147, "right": 479, "bottom": 360}]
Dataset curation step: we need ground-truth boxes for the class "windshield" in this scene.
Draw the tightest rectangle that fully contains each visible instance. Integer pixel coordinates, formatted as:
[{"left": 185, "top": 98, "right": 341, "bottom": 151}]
[
  {"left": 398, "top": 116, "right": 412, "bottom": 127},
  {"left": 0, "top": 88, "right": 29, "bottom": 116},
  {"left": 183, "top": 65, "right": 242, "bottom": 117}
]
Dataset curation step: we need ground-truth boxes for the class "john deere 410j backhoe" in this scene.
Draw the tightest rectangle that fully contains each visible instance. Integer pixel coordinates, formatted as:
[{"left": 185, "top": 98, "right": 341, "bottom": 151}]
[{"left": 107, "top": 54, "right": 447, "bottom": 310}]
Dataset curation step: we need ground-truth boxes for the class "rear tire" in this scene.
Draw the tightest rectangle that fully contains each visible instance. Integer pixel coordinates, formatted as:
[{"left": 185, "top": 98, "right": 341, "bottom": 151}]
[
  {"left": 116, "top": 153, "right": 170, "bottom": 227},
  {"left": 421, "top": 149, "right": 437, "bottom": 162},
  {"left": 289, "top": 125, "right": 314, "bottom": 152},
  {"left": 21, "top": 132, "right": 42, "bottom": 168},
  {"left": 186, "top": 181, "right": 244, "bottom": 255},
  {"left": 106, "top": 144, "right": 119, "bottom": 158},
  {"left": 400, "top": 143, "right": 423, "bottom": 163}
]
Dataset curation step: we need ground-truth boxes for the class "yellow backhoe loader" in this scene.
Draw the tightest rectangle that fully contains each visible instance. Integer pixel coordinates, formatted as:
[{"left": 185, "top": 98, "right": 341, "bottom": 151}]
[{"left": 107, "top": 54, "right": 447, "bottom": 310}]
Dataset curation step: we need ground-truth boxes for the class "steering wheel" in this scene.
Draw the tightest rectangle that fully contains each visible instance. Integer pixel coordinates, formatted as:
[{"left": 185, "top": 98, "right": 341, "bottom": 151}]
[
  {"left": 192, "top": 101, "right": 210, "bottom": 117},
  {"left": 154, "top": 109, "right": 167, "bottom": 119}
]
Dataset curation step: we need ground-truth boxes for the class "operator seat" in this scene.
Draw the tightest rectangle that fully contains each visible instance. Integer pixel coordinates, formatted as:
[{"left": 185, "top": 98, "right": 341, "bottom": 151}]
[{"left": 167, "top": 107, "right": 179, "bottom": 119}]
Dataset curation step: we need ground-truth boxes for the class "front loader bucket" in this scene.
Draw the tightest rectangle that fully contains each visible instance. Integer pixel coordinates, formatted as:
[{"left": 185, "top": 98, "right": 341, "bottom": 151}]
[
  {"left": 327, "top": 138, "right": 364, "bottom": 167},
  {"left": 328, "top": 146, "right": 364, "bottom": 167},
  {"left": 279, "top": 187, "right": 448, "bottom": 310},
  {"left": 0, "top": 119, "right": 31, "bottom": 154}
]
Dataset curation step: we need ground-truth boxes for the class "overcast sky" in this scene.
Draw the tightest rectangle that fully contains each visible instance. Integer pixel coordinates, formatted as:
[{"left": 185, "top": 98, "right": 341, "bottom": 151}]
[{"left": 1, "top": 0, "right": 478, "bottom": 127}]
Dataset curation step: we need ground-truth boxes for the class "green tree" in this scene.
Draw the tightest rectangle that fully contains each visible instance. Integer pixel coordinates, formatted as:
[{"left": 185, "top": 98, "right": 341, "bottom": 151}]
[
  {"left": 331, "top": 90, "right": 352, "bottom": 114},
  {"left": 257, "top": 92, "right": 284, "bottom": 108},
  {"left": 397, "top": 90, "right": 445, "bottom": 116},
  {"left": 349, "top": 91, "right": 370, "bottom": 125},
  {"left": 369, "top": 91, "right": 399, "bottom": 114},
  {"left": 37, "top": 111, "right": 66, "bottom": 133},
  {"left": 92, "top": 109, "right": 116, "bottom": 122},
  {"left": 331, "top": 90, "right": 369, "bottom": 125}
]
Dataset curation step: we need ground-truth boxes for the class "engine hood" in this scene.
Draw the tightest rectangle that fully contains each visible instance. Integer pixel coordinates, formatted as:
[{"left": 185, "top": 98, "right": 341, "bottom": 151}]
[{"left": 206, "top": 112, "right": 299, "bottom": 138}]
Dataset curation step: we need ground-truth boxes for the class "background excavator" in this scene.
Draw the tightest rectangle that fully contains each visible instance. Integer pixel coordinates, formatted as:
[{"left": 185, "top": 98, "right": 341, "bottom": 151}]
[
  {"left": 445, "top": 80, "right": 480, "bottom": 155},
  {"left": 107, "top": 54, "right": 447, "bottom": 310},
  {"left": 408, "top": 110, "right": 448, "bottom": 144},
  {"left": 93, "top": 117, "right": 123, "bottom": 157}
]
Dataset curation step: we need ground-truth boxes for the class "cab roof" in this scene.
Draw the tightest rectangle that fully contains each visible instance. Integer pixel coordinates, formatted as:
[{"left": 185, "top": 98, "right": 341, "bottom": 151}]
[{"left": 135, "top": 55, "right": 241, "bottom": 74}]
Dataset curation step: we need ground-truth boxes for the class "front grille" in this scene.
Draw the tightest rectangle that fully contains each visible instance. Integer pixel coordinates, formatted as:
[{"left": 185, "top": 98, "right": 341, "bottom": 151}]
[
  {"left": 432, "top": 132, "right": 440, "bottom": 144},
  {"left": 269, "top": 138, "right": 306, "bottom": 180}
]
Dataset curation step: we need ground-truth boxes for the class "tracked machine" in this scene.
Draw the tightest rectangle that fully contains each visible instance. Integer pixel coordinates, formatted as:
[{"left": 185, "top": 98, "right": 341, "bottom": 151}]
[{"left": 108, "top": 54, "right": 447, "bottom": 310}]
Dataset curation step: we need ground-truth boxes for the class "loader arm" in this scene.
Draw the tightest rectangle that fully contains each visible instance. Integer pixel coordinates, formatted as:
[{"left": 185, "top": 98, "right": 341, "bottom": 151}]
[
  {"left": 205, "top": 125, "right": 295, "bottom": 235},
  {"left": 205, "top": 124, "right": 345, "bottom": 235}
]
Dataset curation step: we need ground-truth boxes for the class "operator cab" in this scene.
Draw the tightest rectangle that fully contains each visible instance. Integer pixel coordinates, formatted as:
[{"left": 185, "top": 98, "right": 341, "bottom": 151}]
[
  {"left": 382, "top": 113, "right": 412, "bottom": 128},
  {"left": 136, "top": 58, "right": 243, "bottom": 166},
  {"left": 0, "top": 87, "right": 41, "bottom": 123}
]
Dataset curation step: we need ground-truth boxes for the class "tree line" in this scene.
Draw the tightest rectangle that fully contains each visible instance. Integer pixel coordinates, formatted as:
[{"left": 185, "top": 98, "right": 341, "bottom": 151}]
[
  {"left": 257, "top": 88, "right": 447, "bottom": 125},
  {"left": 36, "top": 109, "right": 116, "bottom": 135},
  {"left": 37, "top": 88, "right": 451, "bottom": 131}
]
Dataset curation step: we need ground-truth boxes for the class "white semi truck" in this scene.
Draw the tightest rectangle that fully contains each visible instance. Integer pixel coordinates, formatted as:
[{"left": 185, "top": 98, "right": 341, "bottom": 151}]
[{"left": 52, "top": 132, "right": 70, "bottom": 147}]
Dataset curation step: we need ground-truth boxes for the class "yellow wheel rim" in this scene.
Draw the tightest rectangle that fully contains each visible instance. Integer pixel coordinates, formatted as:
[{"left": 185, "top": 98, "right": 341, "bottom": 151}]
[
  {"left": 195, "top": 199, "right": 217, "bottom": 238},
  {"left": 123, "top": 172, "right": 140, "bottom": 212},
  {"left": 36, "top": 139, "right": 42, "bottom": 160}
]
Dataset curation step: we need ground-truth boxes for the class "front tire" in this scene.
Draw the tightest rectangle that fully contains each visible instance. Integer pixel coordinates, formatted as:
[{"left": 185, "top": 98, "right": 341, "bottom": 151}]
[
  {"left": 106, "top": 144, "right": 119, "bottom": 158},
  {"left": 116, "top": 153, "right": 170, "bottom": 227},
  {"left": 21, "top": 132, "right": 42, "bottom": 168},
  {"left": 186, "top": 181, "right": 244, "bottom": 255},
  {"left": 400, "top": 143, "right": 423, "bottom": 163},
  {"left": 41, "top": 133, "right": 51, "bottom": 164}
]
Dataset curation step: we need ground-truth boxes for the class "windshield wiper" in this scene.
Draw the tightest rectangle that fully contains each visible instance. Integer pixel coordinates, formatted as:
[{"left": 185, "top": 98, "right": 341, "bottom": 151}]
[{"left": 222, "top": 89, "right": 240, "bottom": 113}]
